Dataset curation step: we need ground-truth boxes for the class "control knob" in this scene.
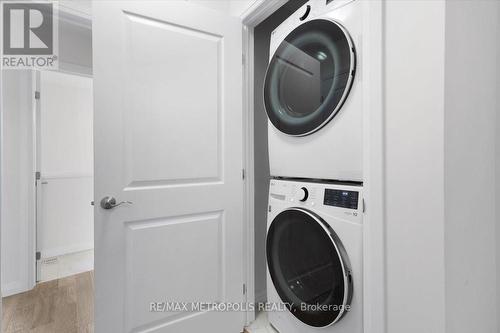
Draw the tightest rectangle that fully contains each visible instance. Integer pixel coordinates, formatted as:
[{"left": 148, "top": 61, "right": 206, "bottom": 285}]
[{"left": 297, "top": 187, "right": 308, "bottom": 202}]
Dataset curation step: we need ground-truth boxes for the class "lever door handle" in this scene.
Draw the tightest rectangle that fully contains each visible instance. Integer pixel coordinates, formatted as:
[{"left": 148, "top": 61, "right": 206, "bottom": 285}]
[{"left": 100, "top": 196, "right": 133, "bottom": 209}]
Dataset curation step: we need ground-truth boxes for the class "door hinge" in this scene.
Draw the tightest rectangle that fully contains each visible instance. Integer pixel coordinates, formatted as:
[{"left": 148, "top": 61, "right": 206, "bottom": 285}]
[
  {"left": 35, "top": 171, "right": 41, "bottom": 180},
  {"left": 268, "top": 205, "right": 272, "bottom": 213},
  {"left": 362, "top": 198, "right": 366, "bottom": 213},
  {"left": 242, "top": 169, "right": 245, "bottom": 180},
  {"left": 243, "top": 284, "right": 246, "bottom": 295},
  {"left": 36, "top": 251, "right": 41, "bottom": 260},
  {"left": 35, "top": 91, "right": 40, "bottom": 99}
]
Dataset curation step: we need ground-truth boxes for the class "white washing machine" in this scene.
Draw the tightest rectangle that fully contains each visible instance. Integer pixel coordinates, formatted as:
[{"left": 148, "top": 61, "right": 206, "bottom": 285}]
[
  {"left": 266, "top": 178, "right": 363, "bottom": 333},
  {"left": 264, "top": 0, "right": 363, "bottom": 181}
]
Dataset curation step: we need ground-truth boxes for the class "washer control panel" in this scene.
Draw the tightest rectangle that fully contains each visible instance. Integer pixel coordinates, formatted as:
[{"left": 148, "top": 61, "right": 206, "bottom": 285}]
[
  {"left": 270, "top": 180, "right": 361, "bottom": 210},
  {"left": 269, "top": 179, "right": 363, "bottom": 223},
  {"left": 323, "top": 189, "right": 359, "bottom": 209}
]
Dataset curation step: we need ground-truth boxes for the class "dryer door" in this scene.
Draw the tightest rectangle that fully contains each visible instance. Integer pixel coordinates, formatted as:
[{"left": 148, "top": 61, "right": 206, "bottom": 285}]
[
  {"left": 266, "top": 207, "right": 353, "bottom": 327},
  {"left": 264, "top": 19, "right": 355, "bottom": 136}
]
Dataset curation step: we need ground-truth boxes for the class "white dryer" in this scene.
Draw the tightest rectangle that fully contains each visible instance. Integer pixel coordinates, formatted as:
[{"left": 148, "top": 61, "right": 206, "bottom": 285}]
[
  {"left": 266, "top": 178, "right": 363, "bottom": 333},
  {"left": 264, "top": 0, "right": 363, "bottom": 181}
]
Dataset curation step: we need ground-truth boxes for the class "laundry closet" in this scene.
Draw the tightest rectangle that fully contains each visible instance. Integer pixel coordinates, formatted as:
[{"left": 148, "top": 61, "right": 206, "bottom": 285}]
[
  {"left": 249, "top": 1, "right": 500, "bottom": 333},
  {"left": 252, "top": 1, "right": 365, "bottom": 332}
]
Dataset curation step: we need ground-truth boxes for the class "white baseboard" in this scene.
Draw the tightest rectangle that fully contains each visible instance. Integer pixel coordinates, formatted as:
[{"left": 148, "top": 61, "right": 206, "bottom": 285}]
[{"left": 1, "top": 280, "right": 31, "bottom": 298}]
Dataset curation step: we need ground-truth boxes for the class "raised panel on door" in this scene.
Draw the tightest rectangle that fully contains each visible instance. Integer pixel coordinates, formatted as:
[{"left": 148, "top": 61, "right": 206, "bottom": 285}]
[
  {"left": 93, "top": 2, "right": 244, "bottom": 333},
  {"left": 123, "top": 12, "right": 223, "bottom": 187},
  {"left": 124, "top": 211, "right": 224, "bottom": 330}
]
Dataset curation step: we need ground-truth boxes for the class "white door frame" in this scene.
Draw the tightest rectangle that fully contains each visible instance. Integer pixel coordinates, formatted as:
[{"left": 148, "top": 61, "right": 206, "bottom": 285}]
[
  {"left": 239, "top": 0, "right": 287, "bottom": 325},
  {"left": 360, "top": 1, "right": 385, "bottom": 333},
  {"left": 240, "top": 1, "right": 386, "bottom": 332}
]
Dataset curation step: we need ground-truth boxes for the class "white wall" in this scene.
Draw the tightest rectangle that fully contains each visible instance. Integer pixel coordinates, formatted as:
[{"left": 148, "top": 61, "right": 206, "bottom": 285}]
[
  {"left": 189, "top": 0, "right": 230, "bottom": 13},
  {"left": 384, "top": 1, "right": 446, "bottom": 331},
  {"left": 444, "top": 1, "right": 498, "bottom": 332},
  {"left": 1, "top": 70, "right": 35, "bottom": 297},
  {"left": 189, "top": 0, "right": 258, "bottom": 17},
  {"left": 58, "top": 12, "right": 93, "bottom": 75},
  {"left": 229, "top": 0, "right": 260, "bottom": 17},
  {"left": 384, "top": 1, "right": 499, "bottom": 332}
]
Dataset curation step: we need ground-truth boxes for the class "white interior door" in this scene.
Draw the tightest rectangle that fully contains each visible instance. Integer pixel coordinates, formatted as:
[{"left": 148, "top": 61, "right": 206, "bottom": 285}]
[
  {"left": 93, "top": 1, "right": 244, "bottom": 332},
  {"left": 37, "top": 71, "right": 94, "bottom": 278}
]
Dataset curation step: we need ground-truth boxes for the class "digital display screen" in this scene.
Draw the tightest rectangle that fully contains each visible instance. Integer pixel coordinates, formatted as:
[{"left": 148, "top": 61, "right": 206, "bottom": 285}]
[{"left": 324, "top": 189, "right": 359, "bottom": 209}]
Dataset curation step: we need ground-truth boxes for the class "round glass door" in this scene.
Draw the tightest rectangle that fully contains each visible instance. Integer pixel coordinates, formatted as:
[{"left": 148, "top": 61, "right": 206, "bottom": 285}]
[
  {"left": 266, "top": 208, "right": 352, "bottom": 327},
  {"left": 264, "top": 19, "right": 355, "bottom": 136}
]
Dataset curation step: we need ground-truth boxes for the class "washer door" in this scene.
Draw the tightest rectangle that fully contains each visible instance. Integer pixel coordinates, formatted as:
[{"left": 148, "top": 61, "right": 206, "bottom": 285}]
[
  {"left": 264, "top": 19, "right": 355, "bottom": 136},
  {"left": 266, "top": 208, "right": 352, "bottom": 327}
]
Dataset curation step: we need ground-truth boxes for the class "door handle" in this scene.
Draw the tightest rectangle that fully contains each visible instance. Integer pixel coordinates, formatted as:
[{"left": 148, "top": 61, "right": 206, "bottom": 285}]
[{"left": 100, "top": 196, "right": 133, "bottom": 209}]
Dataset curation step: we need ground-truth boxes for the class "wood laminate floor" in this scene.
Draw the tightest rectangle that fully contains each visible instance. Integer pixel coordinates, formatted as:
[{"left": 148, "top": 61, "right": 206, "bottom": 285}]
[{"left": 2, "top": 271, "right": 94, "bottom": 333}]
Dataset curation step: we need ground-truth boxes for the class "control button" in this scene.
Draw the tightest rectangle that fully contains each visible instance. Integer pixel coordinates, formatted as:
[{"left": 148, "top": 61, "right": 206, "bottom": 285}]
[{"left": 298, "top": 187, "right": 308, "bottom": 202}]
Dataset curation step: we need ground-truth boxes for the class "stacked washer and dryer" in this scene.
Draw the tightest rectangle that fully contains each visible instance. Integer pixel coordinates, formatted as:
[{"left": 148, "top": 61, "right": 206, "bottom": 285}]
[{"left": 263, "top": 1, "right": 364, "bottom": 332}]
